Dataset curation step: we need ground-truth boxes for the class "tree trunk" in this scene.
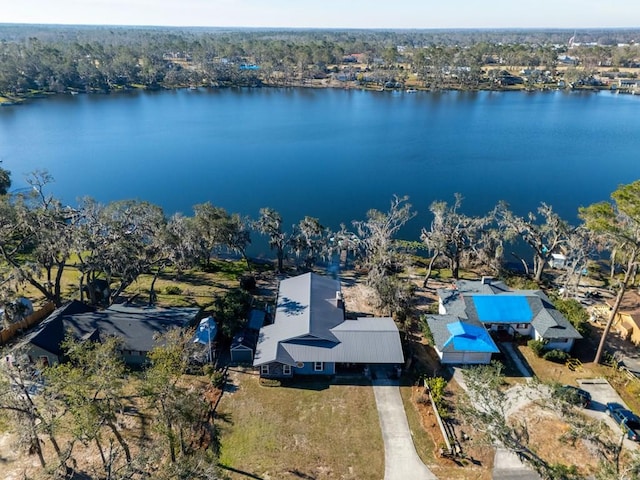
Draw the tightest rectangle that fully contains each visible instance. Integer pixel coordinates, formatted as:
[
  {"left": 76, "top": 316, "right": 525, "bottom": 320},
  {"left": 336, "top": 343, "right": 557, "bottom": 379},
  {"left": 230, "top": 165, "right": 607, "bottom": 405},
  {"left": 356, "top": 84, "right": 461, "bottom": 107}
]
[
  {"left": 511, "top": 252, "right": 530, "bottom": 276},
  {"left": 594, "top": 255, "right": 637, "bottom": 364},
  {"left": 105, "top": 419, "right": 132, "bottom": 463},
  {"left": 422, "top": 251, "right": 440, "bottom": 288},
  {"left": 451, "top": 255, "right": 460, "bottom": 280},
  {"left": 277, "top": 248, "right": 284, "bottom": 273}
]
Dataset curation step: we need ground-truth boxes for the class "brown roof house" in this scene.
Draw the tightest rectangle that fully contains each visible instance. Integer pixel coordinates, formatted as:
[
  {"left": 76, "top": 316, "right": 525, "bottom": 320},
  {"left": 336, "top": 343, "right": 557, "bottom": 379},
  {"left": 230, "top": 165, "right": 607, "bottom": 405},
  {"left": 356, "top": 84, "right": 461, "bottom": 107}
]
[{"left": 609, "top": 290, "right": 640, "bottom": 346}]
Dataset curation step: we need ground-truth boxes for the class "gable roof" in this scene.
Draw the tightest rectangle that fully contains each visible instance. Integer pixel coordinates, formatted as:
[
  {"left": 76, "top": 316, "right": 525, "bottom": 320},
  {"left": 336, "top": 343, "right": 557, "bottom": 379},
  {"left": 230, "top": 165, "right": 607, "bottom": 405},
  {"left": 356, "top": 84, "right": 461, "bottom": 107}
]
[
  {"left": 437, "top": 279, "right": 582, "bottom": 340},
  {"left": 254, "top": 273, "right": 404, "bottom": 366},
  {"left": 426, "top": 314, "right": 499, "bottom": 353},
  {"left": 20, "top": 301, "right": 199, "bottom": 357}
]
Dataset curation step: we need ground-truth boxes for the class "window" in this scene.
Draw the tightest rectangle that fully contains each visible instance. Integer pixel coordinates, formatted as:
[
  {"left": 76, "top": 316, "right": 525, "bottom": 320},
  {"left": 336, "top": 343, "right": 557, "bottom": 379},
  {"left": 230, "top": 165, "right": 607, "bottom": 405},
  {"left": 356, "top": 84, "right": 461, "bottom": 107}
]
[
  {"left": 516, "top": 323, "right": 528, "bottom": 329},
  {"left": 261, "top": 365, "right": 269, "bottom": 375},
  {"left": 282, "top": 364, "right": 292, "bottom": 375},
  {"left": 314, "top": 362, "right": 323, "bottom": 372}
]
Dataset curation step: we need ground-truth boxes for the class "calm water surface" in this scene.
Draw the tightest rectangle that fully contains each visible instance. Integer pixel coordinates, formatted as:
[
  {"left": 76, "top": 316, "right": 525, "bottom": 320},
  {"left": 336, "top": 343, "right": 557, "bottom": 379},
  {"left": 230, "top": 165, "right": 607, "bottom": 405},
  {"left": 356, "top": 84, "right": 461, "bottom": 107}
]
[{"left": 1, "top": 88, "right": 640, "bottom": 247}]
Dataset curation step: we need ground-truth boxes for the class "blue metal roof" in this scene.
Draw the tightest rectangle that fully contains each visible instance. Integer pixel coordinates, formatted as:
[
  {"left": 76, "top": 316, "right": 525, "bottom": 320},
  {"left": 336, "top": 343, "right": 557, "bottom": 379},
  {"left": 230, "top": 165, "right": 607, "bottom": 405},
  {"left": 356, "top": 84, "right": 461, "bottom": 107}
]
[
  {"left": 472, "top": 295, "right": 532, "bottom": 323},
  {"left": 442, "top": 320, "right": 499, "bottom": 353}
]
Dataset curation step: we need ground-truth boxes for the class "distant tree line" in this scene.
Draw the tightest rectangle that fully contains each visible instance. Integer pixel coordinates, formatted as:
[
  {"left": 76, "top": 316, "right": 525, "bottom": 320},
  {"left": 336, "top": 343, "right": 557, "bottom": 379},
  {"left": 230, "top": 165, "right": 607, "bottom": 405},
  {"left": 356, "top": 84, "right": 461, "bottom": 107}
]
[
  {"left": 0, "top": 25, "right": 639, "bottom": 96},
  {"left": 1, "top": 168, "right": 639, "bottom": 365}
]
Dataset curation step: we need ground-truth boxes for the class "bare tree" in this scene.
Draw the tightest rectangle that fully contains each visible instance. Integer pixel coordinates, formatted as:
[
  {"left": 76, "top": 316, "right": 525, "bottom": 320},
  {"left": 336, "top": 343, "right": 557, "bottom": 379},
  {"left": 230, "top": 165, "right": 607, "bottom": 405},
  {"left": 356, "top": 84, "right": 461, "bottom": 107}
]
[
  {"left": 353, "top": 195, "right": 416, "bottom": 317},
  {"left": 255, "top": 207, "right": 287, "bottom": 273},
  {"left": 497, "top": 202, "right": 571, "bottom": 283},
  {"left": 579, "top": 180, "right": 640, "bottom": 364},
  {"left": 420, "top": 194, "right": 492, "bottom": 283}
]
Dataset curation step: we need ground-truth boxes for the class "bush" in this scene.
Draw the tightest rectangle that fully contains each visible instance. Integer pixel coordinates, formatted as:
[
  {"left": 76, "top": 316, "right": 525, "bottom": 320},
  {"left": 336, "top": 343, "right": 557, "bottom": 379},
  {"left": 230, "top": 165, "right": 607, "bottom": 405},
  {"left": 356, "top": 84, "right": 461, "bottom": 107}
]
[
  {"left": 239, "top": 275, "right": 257, "bottom": 291},
  {"left": 543, "top": 349, "right": 570, "bottom": 363},
  {"left": 552, "top": 297, "right": 589, "bottom": 337},
  {"left": 420, "top": 315, "right": 435, "bottom": 345},
  {"left": 210, "top": 370, "right": 226, "bottom": 389},
  {"left": 528, "top": 339, "right": 546, "bottom": 357},
  {"left": 164, "top": 285, "right": 183, "bottom": 295},
  {"left": 425, "top": 376, "right": 447, "bottom": 410}
]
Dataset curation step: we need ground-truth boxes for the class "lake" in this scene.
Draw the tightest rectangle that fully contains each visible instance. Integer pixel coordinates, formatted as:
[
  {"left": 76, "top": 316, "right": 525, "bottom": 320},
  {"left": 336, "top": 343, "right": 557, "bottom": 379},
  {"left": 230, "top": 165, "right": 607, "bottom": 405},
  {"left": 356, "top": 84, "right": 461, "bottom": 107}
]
[{"left": 2, "top": 87, "right": 640, "bottom": 252}]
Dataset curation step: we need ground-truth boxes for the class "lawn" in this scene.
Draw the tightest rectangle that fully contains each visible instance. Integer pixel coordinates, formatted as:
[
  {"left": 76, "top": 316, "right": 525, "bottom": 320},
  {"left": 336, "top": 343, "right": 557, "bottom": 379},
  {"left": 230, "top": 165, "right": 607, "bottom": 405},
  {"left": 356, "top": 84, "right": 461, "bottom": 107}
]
[{"left": 217, "top": 369, "right": 384, "bottom": 480}]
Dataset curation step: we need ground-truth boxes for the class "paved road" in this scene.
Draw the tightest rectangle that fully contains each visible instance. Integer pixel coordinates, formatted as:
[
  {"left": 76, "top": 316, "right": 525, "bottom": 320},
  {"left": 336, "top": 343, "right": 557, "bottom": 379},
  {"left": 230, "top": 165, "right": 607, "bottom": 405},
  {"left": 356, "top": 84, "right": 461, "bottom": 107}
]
[{"left": 372, "top": 378, "right": 438, "bottom": 480}]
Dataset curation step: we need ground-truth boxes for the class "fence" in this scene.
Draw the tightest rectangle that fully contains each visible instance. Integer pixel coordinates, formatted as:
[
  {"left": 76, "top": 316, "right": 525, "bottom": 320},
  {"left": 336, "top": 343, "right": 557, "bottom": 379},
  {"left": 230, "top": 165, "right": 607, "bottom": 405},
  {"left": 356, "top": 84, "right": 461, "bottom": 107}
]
[{"left": 0, "top": 302, "right": 55, "bottom": 345}]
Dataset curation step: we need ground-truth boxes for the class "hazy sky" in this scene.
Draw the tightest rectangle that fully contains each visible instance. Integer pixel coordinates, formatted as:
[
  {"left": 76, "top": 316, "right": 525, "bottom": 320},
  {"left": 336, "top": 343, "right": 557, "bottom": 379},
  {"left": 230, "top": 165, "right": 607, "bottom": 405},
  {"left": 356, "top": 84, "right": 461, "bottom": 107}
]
[{"left": 4, "top": 0, "right": 640, "bottom": 29}]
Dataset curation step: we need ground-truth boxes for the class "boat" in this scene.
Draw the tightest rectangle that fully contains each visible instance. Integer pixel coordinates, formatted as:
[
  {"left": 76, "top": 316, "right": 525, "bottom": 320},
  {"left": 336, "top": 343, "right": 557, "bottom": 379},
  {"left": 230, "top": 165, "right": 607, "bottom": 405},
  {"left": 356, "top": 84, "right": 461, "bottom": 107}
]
[{"left": 406, "top": 88, "right": 417, "bottom": 93}]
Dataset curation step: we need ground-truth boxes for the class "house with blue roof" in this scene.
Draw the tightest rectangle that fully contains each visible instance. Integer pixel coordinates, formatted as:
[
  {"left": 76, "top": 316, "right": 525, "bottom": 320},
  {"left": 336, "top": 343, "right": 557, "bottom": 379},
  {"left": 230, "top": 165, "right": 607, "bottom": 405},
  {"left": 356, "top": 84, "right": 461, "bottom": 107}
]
[
  {"left": 253, "top": 272, "right": 404, "bottom": 378},
  {"left": 425, "top": 277, "right": 582, "bottom": 364}
]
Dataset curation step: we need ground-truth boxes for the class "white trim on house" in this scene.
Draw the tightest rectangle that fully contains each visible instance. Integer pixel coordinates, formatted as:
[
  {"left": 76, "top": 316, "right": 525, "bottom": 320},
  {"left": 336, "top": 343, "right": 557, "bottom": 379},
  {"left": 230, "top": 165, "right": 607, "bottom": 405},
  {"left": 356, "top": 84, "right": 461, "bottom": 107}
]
[
  {"left": 282, "top": 364, "right": 292, "bottom": 375},
  {"left": 261, "top": 364, "right": 269, "bottom": 375},
  {"left": 314, "top": 361, "right": 323, "bottom": 372}
]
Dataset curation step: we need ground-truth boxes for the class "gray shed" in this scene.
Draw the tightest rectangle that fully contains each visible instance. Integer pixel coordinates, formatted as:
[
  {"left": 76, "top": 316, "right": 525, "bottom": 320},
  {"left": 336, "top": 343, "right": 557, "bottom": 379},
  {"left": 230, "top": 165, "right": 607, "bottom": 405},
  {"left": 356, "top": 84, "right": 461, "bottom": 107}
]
[{"left": 230, "top": 330, "right": 258, "bottom": 365}]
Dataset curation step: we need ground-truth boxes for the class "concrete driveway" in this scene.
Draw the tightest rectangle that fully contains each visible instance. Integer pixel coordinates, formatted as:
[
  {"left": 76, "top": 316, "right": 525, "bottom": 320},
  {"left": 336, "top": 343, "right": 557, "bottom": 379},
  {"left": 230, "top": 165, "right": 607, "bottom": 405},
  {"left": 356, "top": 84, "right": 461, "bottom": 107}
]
[
  {"left": 372, "top": 378, "right": 438, "bottom": 480},
  {"left": 577, "top": 378, "right": 640, "bottom": 451}
]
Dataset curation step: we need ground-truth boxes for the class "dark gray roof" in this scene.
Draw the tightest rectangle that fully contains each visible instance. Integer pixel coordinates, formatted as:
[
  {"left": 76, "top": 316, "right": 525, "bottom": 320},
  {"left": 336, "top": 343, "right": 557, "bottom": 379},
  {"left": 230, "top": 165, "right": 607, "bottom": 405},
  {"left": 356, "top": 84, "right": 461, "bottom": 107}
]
[
  {"left": 254, "top": 273, "right": 404, "bottom": 366},
  {"left": 531, "top": 308, "right": 583, "bottom": 339},
  {"left": 22, "top": 300, "right": 96, "bottom": 355},
  {"left": 21, "top": 301, "right": 199, "bottom": 356}
]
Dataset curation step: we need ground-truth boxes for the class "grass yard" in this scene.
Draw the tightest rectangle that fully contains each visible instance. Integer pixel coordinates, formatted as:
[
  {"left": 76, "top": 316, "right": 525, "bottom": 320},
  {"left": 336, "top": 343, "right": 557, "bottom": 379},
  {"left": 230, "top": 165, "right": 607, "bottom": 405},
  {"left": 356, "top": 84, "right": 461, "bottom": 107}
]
[{"left": 217, "top": 369, "right": 384, "bottom": 480}]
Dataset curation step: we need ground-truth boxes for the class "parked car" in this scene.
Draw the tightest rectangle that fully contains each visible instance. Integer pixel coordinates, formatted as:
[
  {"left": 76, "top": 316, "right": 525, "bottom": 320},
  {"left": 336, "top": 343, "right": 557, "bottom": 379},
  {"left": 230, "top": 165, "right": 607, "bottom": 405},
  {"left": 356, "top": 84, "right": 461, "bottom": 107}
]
[
  {"left": 607, "top": 402, "right": 640, "bottom": 441},
  {"left": 557, "top": 385, "right": 591, "bottom": 407}
]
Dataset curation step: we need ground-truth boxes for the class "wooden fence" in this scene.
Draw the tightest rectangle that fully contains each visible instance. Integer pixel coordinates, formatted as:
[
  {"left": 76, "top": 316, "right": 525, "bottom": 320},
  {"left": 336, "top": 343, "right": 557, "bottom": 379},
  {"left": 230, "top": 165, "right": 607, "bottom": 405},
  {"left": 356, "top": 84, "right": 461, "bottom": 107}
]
[{"left": 0, "top": 302, "right": 55, "bottom": 345}]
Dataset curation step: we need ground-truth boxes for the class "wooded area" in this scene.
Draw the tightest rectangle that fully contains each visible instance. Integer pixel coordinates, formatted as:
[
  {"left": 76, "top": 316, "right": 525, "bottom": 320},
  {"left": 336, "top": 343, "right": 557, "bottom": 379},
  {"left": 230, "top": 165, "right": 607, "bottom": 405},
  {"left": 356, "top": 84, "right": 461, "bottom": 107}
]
[{"left": 1, "top": 25, "right": 639, "bottom": 98}]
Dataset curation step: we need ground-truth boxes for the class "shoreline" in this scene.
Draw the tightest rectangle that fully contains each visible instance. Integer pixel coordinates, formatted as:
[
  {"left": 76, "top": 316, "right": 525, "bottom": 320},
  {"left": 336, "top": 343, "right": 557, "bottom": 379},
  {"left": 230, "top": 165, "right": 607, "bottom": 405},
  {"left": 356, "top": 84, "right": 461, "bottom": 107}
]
[{"left": 0, "top": 81, "right": 616, "bottom": 107}]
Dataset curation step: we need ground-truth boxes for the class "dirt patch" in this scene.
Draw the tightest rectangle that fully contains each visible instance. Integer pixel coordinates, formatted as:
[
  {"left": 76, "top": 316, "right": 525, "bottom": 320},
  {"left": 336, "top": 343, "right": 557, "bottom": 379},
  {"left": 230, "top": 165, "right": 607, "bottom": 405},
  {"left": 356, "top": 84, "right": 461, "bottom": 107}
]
[
  {"left": 408, "top": 382, "right": 493, "bottom": 479},
  {"left": 513, "top": 402, "right": 602, "bottom": 476}
]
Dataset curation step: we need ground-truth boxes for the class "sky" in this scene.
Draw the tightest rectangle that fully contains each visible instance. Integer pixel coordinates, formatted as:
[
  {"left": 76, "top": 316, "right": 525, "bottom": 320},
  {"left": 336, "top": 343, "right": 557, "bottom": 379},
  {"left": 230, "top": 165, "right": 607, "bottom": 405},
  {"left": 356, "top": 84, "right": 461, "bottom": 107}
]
[{"left": 3, "top": 0, "right": 640, "bottom": 29}]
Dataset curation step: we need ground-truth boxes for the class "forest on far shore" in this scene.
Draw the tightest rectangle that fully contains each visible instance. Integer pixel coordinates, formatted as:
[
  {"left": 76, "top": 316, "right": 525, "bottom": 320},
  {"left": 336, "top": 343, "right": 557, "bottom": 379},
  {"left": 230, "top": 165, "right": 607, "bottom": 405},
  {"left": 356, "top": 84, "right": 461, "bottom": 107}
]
[{"left": 1, "top": 25, "right": 639, "bottom": 99}]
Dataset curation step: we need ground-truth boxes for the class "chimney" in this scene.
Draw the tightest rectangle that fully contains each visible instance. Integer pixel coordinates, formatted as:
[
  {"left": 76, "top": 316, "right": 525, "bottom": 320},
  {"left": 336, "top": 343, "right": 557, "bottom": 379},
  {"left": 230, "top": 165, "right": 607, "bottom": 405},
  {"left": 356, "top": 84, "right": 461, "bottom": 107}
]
[{"left": 336, "top": 291, "right": 344, "bottom": 310}]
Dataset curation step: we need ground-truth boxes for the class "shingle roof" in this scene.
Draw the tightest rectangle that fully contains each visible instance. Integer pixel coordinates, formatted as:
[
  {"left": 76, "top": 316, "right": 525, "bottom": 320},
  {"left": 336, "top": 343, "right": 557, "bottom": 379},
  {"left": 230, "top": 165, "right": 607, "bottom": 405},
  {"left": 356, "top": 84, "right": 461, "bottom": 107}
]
[
  {"left": 20, "top": 301, "right": 199, "bottom": 356},
  {"left": 253, "top": 273, "right": 404, "bottom": 366},
  {"left": 436, "top": 279, "right": 581, "bottom": 340}
]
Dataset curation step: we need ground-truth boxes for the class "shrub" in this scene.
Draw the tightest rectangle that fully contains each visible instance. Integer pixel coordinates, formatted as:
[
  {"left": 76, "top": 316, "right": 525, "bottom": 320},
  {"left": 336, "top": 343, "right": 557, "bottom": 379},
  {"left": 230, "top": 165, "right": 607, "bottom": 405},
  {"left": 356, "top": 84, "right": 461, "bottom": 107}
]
[
  {"left": 210, "top": 371, "right": 226, "bottom": 389},
  {"left": 239, "top": 275, "right": 256, "bottom": 291},
  {"left": 164, "top": 285, "right": 183, "bottom": 295},
  {"left": 259, "top": 378, "right": 281, "bottom": 387},
  {"left": 552, "top": 297, "right": 589, "bottom": 337},
  {"left": 420, "top": 315, "right": 435, "bottom": 345},
  {"left": 425, "top": 376, "right": 447, "bottom": 410},
  {"left": 543, "top": 349, "right": 570, "bottom": 363},
  {"left": 528, "top": 339, "right": 546, "bottom": 357}
]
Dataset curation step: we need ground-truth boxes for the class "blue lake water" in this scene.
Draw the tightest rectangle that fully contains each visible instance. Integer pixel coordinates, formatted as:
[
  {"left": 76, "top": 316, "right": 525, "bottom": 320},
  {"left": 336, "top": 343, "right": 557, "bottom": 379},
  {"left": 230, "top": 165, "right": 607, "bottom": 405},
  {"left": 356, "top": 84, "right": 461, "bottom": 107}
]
[{"left": 1, "top": 88, "right": 640, "bottom": 252}]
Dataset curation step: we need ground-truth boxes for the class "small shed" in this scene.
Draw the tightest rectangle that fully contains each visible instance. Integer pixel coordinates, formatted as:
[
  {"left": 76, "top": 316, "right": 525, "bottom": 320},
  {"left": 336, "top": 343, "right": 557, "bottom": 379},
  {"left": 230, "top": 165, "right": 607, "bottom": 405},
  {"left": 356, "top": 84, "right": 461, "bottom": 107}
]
[
  {"left": 549, "top": 253, "right": 567, "bottom": 269},
  {"left": 230, "top": 330, "right": 258, "bottom": 364}
]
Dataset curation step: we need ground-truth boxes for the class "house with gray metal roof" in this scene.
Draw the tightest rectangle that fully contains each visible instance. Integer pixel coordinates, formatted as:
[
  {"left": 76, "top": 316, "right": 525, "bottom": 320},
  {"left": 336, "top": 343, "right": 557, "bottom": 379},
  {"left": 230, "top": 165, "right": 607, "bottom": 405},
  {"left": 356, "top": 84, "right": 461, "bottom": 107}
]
[
  {"left": 14, "top": 300, "right": 199, "bottom": 367},
  {"left": 253, "top": 272, "right": 404, "bottom": 378},
  {"left": 426, "top": 277, "right": 582, "bottom": 364}
]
